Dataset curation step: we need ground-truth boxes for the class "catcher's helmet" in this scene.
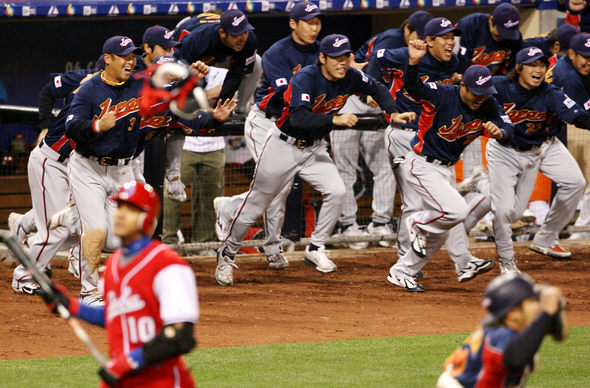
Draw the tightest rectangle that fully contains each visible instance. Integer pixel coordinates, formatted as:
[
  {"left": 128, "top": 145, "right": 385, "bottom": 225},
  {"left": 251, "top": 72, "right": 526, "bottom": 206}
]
[
  {"left": 481, "top": 272, "right": 536, "bottom": 326},
  {"left": 111, "top": 181, "right": 161, "bottom": 235}
]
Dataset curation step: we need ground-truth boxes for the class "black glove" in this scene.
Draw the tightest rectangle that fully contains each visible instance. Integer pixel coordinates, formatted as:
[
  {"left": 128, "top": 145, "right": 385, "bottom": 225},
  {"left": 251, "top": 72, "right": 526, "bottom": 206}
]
[
  {"left": 41, "top": 284, "right": 77, "bottom": 315},
  {"left": 98, "top": 367, "right": 120, "bottom": 387}
]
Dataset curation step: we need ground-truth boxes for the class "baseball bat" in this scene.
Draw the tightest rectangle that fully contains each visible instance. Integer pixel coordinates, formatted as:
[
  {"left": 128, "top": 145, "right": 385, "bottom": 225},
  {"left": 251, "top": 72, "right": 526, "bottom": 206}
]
[{"left": 0, "top": 230, "right": 106, "bottom": 366}]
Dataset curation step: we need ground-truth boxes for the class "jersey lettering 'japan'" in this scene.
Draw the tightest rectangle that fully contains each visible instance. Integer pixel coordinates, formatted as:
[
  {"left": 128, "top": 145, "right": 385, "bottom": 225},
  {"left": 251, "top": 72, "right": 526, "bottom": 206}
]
[
  {"left": 437, "top": 116, "right": 484, "bottom": 142},
  {"left": 471, "top": 46, "right": 511, "bottom": 67}
]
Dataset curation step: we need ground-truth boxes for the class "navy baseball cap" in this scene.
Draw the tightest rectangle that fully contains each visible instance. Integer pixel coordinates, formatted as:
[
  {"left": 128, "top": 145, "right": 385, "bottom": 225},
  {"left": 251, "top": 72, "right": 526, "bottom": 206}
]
[
  {"left": 143, "top": 26, "right": 181, "bottom": 48},
  {"left": 556, "top": 24, "right": 579, "bottom": 51},
  {"left": 102, "top": 36, "right": 143, "bottom": 56},
  {"left": 463, "top": 65, "right": 497, "bottom": 96},
  {"left": 481, "top": 273, "right": 536, "bottom": 326},
  {"left": 516, "top": 46, "right": 549, "bottom": 66},
  {"left": 320, "top": 34, "right": 352, "bottom": 57},
  {"left": 408, "top": 10, "right": 433, "bottom": 40},
  {"left": 492, "top": 3, "right": 521, "bottom": 41},
  {"left": 569, "top": 32, "right": 590, "bottom": 56},
  {"left": 220, "top": 10, "right": 255, "bottom": 35},
  {"left": 424, "top": 17, "right": 462, "bottom": 38},
  {"left": 290, "top": 2, "right": 324, "bottom": 21}
]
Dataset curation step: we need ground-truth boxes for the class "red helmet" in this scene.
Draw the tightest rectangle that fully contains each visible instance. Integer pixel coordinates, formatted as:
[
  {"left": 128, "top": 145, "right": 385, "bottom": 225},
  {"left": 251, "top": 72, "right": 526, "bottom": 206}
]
[{"left": 111, "top": 181, "right": 161, "bottom": 235}]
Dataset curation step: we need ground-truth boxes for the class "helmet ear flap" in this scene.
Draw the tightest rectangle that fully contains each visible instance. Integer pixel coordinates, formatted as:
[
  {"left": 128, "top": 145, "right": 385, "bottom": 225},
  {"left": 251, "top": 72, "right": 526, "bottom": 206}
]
[{"left": 137, "top": 213, "right": 147, "bottom": 234}]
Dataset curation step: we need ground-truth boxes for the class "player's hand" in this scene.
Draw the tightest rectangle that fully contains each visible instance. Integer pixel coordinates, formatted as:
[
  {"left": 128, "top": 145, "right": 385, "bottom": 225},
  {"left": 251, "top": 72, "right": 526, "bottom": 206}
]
[
  {"left": 539, "top": 286, "right": 562, "bottom": 316},
  {"left": 191, "top": 61, "right": 209, "bottom": 78},
  {"left": 167, "top": 176, "right": 187, "bottom": 202},
  {"left": 210, "top": 95, "right": 237, "bottom": 122},
  {"left": 99, "top": 351, "right": 142, "bottom": 386},
  {"left": 350, "top": 58, "right": 369, "bottom": 71},
  {"left": 333, "top": 113, "right": 358, "bottom": 128},
  {"left": 450, "top": 73, "right": 462, "bottom": 84},
  {"left": 41, "top": 284, "right": 80, "bottom": 317},
  {"left": 366, "top": 96, "right": 379, "bottom": 108},
  {"left": 390, "top": 112, "right": 417, "bottom": 124},
  {"left": 483, "top": 121, "right": 503, "bottom": 139},
  {"left": 408, "top": 39, "right": 427, "bottom": 65},
  {"left": 96, "top": 110, "right": 117, "bottom": 132}
]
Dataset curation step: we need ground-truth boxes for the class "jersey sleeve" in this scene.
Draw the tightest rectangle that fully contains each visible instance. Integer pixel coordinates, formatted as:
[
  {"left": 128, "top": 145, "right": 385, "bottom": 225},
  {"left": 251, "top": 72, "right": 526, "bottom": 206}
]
[
  {"left": 403, "top": 64, "right": 440, "bottom": 106},
  {"left": 64, "top": 81, "right": 97, "bottom": 142},
  {"left": 353, "top": 68, "right": 396, "bottom": 114},
  {"left": 153, "top": 263, "right": 199, "bottom": 325},
  {"left": 173, "top": 30, "right": 206, "bottom": 64},
  {"left": 261, "top": 50, "right": 294, "bottom": 98},
  {"left": 548, "top": 84, "right": 586, "bottom": 123}
]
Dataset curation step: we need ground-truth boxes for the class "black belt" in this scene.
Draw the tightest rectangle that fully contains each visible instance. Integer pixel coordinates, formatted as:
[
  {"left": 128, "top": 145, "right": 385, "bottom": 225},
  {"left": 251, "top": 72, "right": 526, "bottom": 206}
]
[
  {"left": 78, "top": 151, "right": 132, "bottom": 167},
  {"left": 279, "top": 133, "right": 314, "bottom": 150},
  {"left": 39, "top": 142, "right": 67, "bottom": 163},
  {"left": 424, "top": 155, "right": 455, "bottom": 167}
]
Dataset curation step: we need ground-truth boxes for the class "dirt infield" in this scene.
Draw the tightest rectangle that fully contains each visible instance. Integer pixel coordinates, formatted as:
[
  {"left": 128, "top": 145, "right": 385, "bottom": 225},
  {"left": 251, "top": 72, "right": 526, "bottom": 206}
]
[{"left": 1, "top": 241, "right": 589, "bottom": 360}]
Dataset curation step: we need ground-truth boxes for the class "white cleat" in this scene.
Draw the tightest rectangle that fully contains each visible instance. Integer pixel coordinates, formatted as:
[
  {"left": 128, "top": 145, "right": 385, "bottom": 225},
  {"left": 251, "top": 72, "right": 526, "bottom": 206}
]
[
  {"left": 499, "top": 256, "right": 520, "bottom": 274},
  {"left": 303, "top": 246, "right": 337, "bottom": 273},
  {"left": 8, "top": 212, "right": 27, "bottom": 245},
  {"left": 215, "top": 248, "right": 238, "bottom": 286},
  {"left": 267, "top": 252, "right": 289, "bottom": 270},
  {"left": 47, "top": 200, "right": 75, "bottom": 230},
  {"left": 341, "top": 223, "right": 369, "bottom": 250},
  {"left": 457, "top": 258, "right": 494, "bottom": 283},
  {"left": 367, "top": 222, "right": 396, "bottom": 248},
  {"left": 387, "top": 268, "right": 425, "bottom": 293}
]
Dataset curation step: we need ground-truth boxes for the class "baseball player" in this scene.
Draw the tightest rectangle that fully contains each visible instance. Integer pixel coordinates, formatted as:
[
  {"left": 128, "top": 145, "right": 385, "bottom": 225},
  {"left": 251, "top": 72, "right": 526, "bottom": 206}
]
[
  {"left": 136, "top": 25, "right": 181, "bottom": 72},
  {"left": 548, "top": 32, "right": 590, "bottom": 239},
  {"left": 522, "top": 23, "right": 579, "bottom": 67},
  {"left": 387, "top": 39, "right": 513, "bottom": 292},
  {"left": 367, "top": 18, "right": 493, "bottom": 283},
  {"left": 355, "top": 10, "right": 433, "bottom": 62},
  {"left": 488, "top": 46, "right": 590, "bottom": 271},
  {"left": 437, "top": 273, "right": 566, "bottom": 388},
  {"left": 456, "top": 3, "right": 522, "bottom": 75},
  {"left": 173, "top": 10, "right": 262, "bottom": 116},
  {"left": 215, "top": 34, "right": 411, "bottom": 286},
  {"left": 329, "top": 12, "right": 435, "bottom": 248},
  {"left": 214, "top": 2, "right": 324, "bottom": 269},
  {"left": 43, "top": 182, "right": 198, "bottom": 387}
]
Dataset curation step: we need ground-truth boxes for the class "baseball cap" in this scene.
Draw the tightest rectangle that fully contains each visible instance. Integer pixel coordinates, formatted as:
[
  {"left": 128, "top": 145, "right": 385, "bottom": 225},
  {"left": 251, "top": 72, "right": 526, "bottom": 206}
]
[
  {"left": 556, "top": 24, "right": 579, "bottom": 51},
  {"left": 569, "top": 32, "right": 590, "bottom": 56},
  {"left": 424, "top": 17, "right": 462, "bottom": 38},
  {"left": 492, "top": 3, "right": 521, "bottom": 41},
  {"left": 102, "top": 36, "right": 143, "bottom": 56},
  {"left": 220, "top": 10, "right": 255, "bottom": 36},
  {"left": 481, "top": 273, "right": 536, "bottom": 326},
  {"left": 143, "top": 26, "right": 181, "bottom": 48},
  {"left": 320, "top": 34, "right": 352, "bottom": 57},
  {"left": 463, "top": 65, "right": 497, "bottom": 96},
  {"left": 516, "top": 46, "right": 549, "bottom": 66},
  {"left": 408, "top": 10, "right": 434, "bottom": 40},
  {"left": 290, "top": 2, "right": 324, "bottom": 21}
]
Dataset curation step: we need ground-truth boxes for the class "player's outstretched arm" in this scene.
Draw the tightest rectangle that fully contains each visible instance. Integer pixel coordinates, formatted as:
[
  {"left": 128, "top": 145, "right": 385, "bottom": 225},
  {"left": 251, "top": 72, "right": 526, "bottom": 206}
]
[{"left": 98, "top": 322, "right": 196, "bottom": 386}]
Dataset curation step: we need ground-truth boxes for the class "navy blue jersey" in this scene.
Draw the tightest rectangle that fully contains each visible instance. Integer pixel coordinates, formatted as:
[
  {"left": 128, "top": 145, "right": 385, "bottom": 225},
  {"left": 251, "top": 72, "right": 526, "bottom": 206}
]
[
  {"left": 492, "top": 76, "right": 584, "bottom": 147},
  {"left": 173, "top": 13, "right": 258, "bottom": 102},
  {"left": 254, "top": 36, "right": 320, "bottom": 117},
  {"left": 547, "top": 55, "right": 590, "bottom": 110},
  {"left": 65, "top": 74, "right": 146, "bottom": 159},
  {"left": 366, "top": 47, "right": 458, "bottom": 131},
  {"left": 404, "top": 65, "right": 513, "bottom": 163},
  {"left": 354, "top": 28, "right": 406, "bottom": 62},
  {"left": 457, "top": 13, "right": 521, "bottom": 75},
  {"left": 276, "top": 64, "right": 396, "bottom": 142},
  {"left": 522, "top": 36, "right": 552, "bottom": 59},
  {"left": 49, "top": 68, "right": 98, "bottom": 99}
]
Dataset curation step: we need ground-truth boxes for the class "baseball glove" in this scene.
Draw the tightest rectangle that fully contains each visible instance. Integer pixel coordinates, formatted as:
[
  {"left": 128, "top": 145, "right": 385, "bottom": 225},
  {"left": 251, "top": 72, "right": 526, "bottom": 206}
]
[{"left": 535, "top": 284, "right": 568, "bottom": 342}]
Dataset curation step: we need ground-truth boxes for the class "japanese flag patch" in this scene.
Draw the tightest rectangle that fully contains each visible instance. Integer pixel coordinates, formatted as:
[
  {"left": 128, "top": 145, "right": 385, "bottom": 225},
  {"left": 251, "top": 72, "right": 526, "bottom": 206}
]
[
  {"left": 54, "top": 75, "right": 62, "bottom": 88},
  {"left": 377, "top": 49, "right": 385, "bottom": 58},
  {"left": 427, "top": 82, "right": 437, "bottom": 89},
  {"left": 275, "top": 78, "right": 288, "bottom": 87},
  {"left": 584, "top": 99, "right": 590, "bottom": 111},
  {"left": 301, "top": 93, "right": 310, "bottom": 102}
]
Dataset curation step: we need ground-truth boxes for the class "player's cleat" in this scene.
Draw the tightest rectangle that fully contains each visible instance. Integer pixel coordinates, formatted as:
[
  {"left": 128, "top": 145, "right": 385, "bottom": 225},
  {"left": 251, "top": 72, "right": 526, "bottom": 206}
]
[
  {"left": 407, "top": 216, "right": 427, "bottom": 258},
  {"left": 387, "top": 268, "right": 425, "bottom": 293},
  {"left": 215, "top": 248, "right": 238, "bottom": 286},
  {"left": 529, "top": 242, "right": 572, "bottom": 259},
  {"left": 367, "top": 222, "right": 396, "bottom": 247},
  {"left": 456, "top": 164, "right": 488, "bottom": 195},
  {"left": 12, "top": 277, "right": 45, "bottom": 295},
  {"left": 8, "top": 212, "right": 28, "bottom": 245},
  {"left": 457, "top": 258, "right": 494, "bottom": 283},
  {"left": 303, "top": 246, "right": 337, "bottom": 273},
  {"left": 341, "top": 223, "right": 369, "bottom": 250},
  {"left": 214, "top": 196, "right": 232, "bottom": 241},
  {"left": 499, "top": 256, "right": 520, "bottom": 274},
  {"left": 413, "top": 270, "right": 425, "bottom": 281},
  {"left": 80, "top": 290, "right": 105, "bottom": 306},
  {"left": 266, "top": 252, "right": 289, "bottom": 270},
  {"left": 47, "top": 200, "right": 75, "bottom": 230}
]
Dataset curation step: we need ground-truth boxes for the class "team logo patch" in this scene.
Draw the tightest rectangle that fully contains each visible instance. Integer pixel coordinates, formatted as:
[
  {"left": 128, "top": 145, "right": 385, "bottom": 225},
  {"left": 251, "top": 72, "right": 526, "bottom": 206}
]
[
  {"left": 440, "top": 18, "right": 452, "bottom": 28},
  {"left": 585, "top": 38, "right": 590, "bottom": 48},
  {"left": 332, "top": 37, "right": 349, "bottom": 48},
  {"left": 428, "top": 82, "right": 437, "bottom": 89},
  {"left": 232, "top": 14, "right": 246, "bottom": 27},
  {"left": 66, "top": 114, "right": 74, "bottom": 122},
  {"left": 120, "top": 37, "right": 133, "bottom": 47},
  {"left": 305, "top": 3, "right": 318, "bottom": 12},
  {"left": 301, "top": 93, "right": 310, "bottom": 102},
  {"left": 563, "top": 96, "right": 575, "bottom": 109},
  {"left": 503, "top": 19, "right": 519, "bottom": 28},
  {"left": 54, "top": 75, "right": 62, "bottom": 88},
  {"left": 275, "top": 78, "right": 288, "bottom": 87},
  {"left": 475, "top": 75, "right": 491, "bottom": 86},
  {"left": 164, "top": 30, "right": 173, "bottom": 40},
  {"left": 527, "top": 47, "right": 543, "bottom": 57}
]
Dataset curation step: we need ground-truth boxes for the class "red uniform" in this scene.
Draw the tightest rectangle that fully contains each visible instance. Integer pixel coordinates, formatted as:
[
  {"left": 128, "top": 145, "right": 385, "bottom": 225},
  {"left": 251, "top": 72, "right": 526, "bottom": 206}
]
[{"left": 101, "top": 241, "right": 198, "bottom": 388}]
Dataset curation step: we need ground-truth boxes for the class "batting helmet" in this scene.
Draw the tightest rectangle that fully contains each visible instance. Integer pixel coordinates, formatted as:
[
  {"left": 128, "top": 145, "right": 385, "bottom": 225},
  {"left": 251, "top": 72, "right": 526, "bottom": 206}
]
[
  {"left": 111, "top": 181, "right": 161, "bottom": 235},
  {"left": 481, "top": 272, "right": 536, "bottom": 326}
]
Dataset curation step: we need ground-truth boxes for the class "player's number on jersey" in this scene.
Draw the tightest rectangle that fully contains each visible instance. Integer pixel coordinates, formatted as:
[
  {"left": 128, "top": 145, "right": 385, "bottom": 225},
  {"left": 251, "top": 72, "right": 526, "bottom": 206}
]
[
  {"left": 128, "top": 117, "right": 136, "bottom": 131},
  {"left": 127, "top": 316, "right": 156, "bottom": 344}
]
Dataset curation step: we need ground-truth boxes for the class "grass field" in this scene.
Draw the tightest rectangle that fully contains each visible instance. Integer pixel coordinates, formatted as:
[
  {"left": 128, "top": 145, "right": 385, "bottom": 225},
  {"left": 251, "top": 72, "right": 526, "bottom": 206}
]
[{"left": 1, "top": 326, "right": 588, "bottom": 387}]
